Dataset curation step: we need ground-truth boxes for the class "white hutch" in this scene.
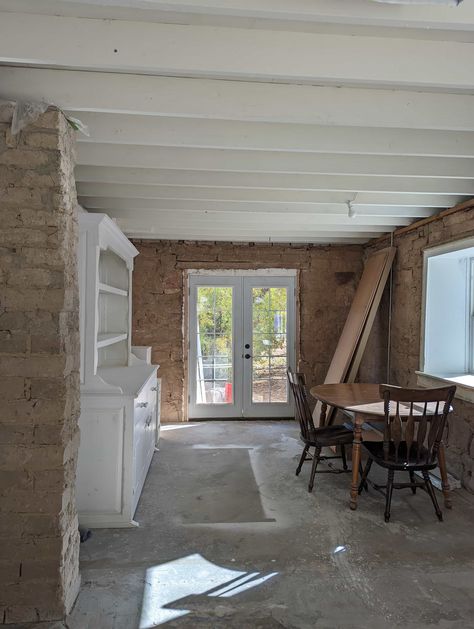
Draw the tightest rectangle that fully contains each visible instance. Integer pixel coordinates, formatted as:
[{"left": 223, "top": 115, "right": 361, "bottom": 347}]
[{"left": 76, "top": 212, "right": 160, "bottom": 528}]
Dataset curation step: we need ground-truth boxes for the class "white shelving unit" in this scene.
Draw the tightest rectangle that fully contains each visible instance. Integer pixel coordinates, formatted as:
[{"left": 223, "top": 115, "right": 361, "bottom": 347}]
[{"left": 76, "top": 212, "right": 161, "bottom": 528}]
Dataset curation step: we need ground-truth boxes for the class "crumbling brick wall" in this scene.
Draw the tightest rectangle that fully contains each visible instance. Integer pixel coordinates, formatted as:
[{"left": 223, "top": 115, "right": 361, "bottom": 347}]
[
  {"left": 360, "top": 202, "right": 474, "bottom": 491},
  {"left": 132, "top": 240, "right": 364, "bottom": 422},
  {"left": 0, "top": 103, "right": 80, "bottom": 623}
]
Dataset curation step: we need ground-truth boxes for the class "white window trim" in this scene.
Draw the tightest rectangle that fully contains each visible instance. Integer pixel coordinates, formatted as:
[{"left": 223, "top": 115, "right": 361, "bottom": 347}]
[
  {"left": 419, "top": 236, "right": 474, "bottom": 402},
  {"left": 416, "top": 371, "right": 474, "bottom": 404},
  {"left": 187, "top": 269, "right": 297, "bottom": 277}
]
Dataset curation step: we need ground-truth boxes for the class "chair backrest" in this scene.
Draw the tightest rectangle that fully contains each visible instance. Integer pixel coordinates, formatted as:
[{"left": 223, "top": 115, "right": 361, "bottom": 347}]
[
  {"left": 287, "top": 368, "right": 315, "bottom": 439},
  {"left": 379, "top": 384, "right": 456, "bottom": 465}
]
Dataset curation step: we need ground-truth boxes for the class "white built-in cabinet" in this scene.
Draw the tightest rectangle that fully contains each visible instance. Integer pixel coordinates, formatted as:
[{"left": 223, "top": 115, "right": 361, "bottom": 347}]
[{"left": 76, "top": 212, "right": 160, "bottom": 528}]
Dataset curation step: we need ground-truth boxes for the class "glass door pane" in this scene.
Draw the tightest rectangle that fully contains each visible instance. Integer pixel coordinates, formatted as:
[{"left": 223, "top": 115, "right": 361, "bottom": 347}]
[
  {"left": 188, "top": 275, "right": 242, "bottom": 419},
  {"left": 196, "top": 286, "right": 233, "bottom": 405},
  {"left": 243, "top": 276, "right": 295, "bottom": 418},
  {"left": 251, "top": 287, "right": 289, "bottom": 404}
]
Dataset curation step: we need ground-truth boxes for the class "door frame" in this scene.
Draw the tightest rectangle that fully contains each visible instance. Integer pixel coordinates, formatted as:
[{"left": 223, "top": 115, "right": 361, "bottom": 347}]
[{"left": 186, "top": 269, "right": 297, "bottom": 420}]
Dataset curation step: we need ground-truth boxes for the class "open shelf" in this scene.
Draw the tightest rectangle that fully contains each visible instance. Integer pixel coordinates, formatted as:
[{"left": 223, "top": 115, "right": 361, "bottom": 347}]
[
  {"left": 99, "top": 282, "right": 128, "bottom": 297},
  {"left": 97, "top": 332, "right": 128, "bottom": 349}
]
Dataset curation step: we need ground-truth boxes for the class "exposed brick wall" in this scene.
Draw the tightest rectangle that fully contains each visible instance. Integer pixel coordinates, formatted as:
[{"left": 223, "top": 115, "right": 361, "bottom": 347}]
[
  {"left": 360, "top": 203, "right": 474, "bottom": 491},
  {"left": 0, "top": 103, "right": 80, "bottom": 623},
  {"left": 132, "top": 240, "right": 364, "bottom": 421}
]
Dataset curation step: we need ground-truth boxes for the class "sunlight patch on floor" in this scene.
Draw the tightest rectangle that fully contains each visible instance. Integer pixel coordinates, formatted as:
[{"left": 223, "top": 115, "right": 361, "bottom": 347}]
[
  {"left": 160, "top": 424, "right": 203, "bottom": 432},
  {"left": 139, "top": 553, "right": 278, "bottom": 627}
]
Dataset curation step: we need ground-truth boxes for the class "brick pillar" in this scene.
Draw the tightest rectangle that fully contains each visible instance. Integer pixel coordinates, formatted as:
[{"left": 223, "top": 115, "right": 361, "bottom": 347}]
[{"left": 0, "top": 103, "right": 81, "bottom": 624}]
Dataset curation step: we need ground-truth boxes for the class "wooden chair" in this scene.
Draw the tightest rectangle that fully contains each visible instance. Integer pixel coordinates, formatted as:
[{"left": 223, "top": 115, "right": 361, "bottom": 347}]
[
  {"left": 287, "top": 368, "right": 354, "bottom": 492},
  {"left": 358, "top": 384, "right": 456, "bottom": 522}
]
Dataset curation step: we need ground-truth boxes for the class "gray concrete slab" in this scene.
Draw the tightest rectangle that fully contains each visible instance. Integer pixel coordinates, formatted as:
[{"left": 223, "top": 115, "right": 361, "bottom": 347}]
[{"left": 68, "top": 421, "right": 474, "bottom": 629}]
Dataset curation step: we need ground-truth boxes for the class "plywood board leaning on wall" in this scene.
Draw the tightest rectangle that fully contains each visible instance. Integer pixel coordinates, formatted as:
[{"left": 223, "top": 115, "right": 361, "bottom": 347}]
[{"left": 312, "top": 246, "right": 396, "bottom": 425}]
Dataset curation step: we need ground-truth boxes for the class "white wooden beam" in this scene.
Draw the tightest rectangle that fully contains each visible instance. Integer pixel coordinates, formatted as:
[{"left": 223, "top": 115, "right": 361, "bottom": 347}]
[
  {"left": 76, "top": 144, "right": 474, "bottom": 180},
  {"left": 72, "top": 112, "right": 474, "bottom": 158},
  {"left": 118, "top": 225, "right": 370, "bottom": 245},
  {"left": 103, "top": 213, "right": 387, "bottom": 240},
  {"left": 74, "top": 182, "right": 458, "bottom": 209},
  {"left": 1, "top": 0, "right": 474, "bottom": 34},
  {"left": 74, "top": 166, "right": 474, "bottom": 195},
  {"left": 1, "top": 14, "right": 474, "bottom": 90},
  {"left": 79, "top": 196, "right": 417, "bottom": 224},
  {"left": 2, "top": 67, "right": 474, "bottom": 131},
  {"left": 80, "top": 198, "right": 434, "bottom": 219}
]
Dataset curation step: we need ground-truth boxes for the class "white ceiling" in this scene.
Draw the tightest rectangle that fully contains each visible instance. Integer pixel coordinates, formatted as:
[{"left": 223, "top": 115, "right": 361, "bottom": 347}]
[{"left": 0, "top": 0, "right": 473, "bottom": 243}]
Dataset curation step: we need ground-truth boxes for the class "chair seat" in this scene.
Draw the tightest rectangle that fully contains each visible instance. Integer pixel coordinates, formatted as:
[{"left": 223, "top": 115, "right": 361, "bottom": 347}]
[
  {"left": 362, "top": 440, "right": 437, "bottom": 471},
  {"left": 304, "top": 424, "right": 354, "bottom": 447}
]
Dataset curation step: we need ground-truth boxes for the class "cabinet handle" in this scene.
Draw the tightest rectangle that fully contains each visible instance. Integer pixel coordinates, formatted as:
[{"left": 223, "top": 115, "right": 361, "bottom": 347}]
[
  {"left": 145, "top": 415, "right": 152, "bottom": 427},
  {"left": 151, "top": 386, "right": 158, "bottom": 391},
  {"left": 137, "top": 402, "right": 148, "bottom": 408}
]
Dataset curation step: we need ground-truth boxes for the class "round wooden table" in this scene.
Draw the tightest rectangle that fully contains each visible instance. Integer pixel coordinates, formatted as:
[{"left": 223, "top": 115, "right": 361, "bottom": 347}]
[{"left": 310, "top": 383, "right": 452, "bottom": 511}]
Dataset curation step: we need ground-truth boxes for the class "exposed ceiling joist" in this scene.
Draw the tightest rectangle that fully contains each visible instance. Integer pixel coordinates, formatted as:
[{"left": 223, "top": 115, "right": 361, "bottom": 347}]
[
  {"left": 115, "top": 227, "right": 371, "bottom": 245},
  {"left": 0, "top": 0, "right": 473, "bottom": 35},
  {"left": 76, "top": 144, "right": 474, "bottom": 180},
  {"left": 73, "top": 112, "right": 474, "bottom": 158},
  {"left": 1, "top": 13, "right": 474, "bottom": 91},
  {"left": 2, "top": 68, "right": 474, "bottom": 131},
  {"left": 76, "top": 182, "right": 459, "bottom": 211},
  {"left": 77, "top": 196, "right": 425, "bottom": 223},
  {"left": 111, "top": 213, "right": 387, "bottom": 238},
  {"left": 74, "top": 167, "right": 474, "bottom": 196}
]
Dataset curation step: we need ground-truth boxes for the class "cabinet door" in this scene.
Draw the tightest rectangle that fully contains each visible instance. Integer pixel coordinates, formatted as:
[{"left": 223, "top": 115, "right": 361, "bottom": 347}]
[
  {"left": 77, "top": 407, "right": 125, "bottom": 515},
  {"left": 132, "top": 379, "right": 158, "bottom": 514}
]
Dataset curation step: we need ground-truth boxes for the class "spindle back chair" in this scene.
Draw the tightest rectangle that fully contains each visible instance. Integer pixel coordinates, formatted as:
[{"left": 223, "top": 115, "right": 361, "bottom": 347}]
[
  {"left": 358, "top": 384, "right": 456, "bottom": 522},
  {"left": 287, "top": 368, "right": 354, "bottom": 492}
]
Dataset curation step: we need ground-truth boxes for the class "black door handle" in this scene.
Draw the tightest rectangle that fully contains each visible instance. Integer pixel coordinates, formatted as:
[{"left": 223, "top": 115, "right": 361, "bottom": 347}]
[{"left": 244, "top": 354, "right": 251, "bottom": 359}]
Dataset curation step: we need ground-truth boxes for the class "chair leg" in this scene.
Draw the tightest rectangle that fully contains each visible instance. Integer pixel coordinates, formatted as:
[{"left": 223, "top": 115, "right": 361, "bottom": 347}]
[
  {"left": 385, "top": 469, "right": 395, "bottom": 523},
  {"left": 296, "top": 444, "right": 309, "bottom": 476},
  {"left": 358, "top": 457, "right": 373, "bottom": 494},
  {"left": 422, "top": 471, "right": 443, "bottom": 522},
  {"left": 340, "top": 444, "right": 348, "bottom": 471},
  {"left": 409, "top": 470, "right": 417, "bottom": 494},
  {"left": 308, "top": 446, "right": 321, "bottom": 493},
  {"left": 359, "top": 461, "right": 369, "bottom": 492}
]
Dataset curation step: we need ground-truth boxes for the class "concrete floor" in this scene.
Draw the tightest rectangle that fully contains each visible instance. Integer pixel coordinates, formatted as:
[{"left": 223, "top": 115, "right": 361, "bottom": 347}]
[{"left": 44, "top": 422, "right": 474, "bottom": 627}]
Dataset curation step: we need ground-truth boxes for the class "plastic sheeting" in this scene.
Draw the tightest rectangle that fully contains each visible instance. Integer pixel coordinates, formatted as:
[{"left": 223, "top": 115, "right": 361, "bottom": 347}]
[
  {"left": 11, "top": 100, "right": 49, "bottom": 135},
  {"left": 10, "top": 100, "right": 89, "bottom": 136}
]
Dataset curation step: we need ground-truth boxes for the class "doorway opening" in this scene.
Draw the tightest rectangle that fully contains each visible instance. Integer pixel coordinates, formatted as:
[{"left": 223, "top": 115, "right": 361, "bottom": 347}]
[{"left": 188, "top": 270, "right": 296, "bottom": 419}]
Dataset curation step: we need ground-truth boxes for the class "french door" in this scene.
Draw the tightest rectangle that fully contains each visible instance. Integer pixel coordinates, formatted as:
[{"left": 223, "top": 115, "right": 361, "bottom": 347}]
[{"left": 188, "top": 273, "right": 295, "bottom": 419}]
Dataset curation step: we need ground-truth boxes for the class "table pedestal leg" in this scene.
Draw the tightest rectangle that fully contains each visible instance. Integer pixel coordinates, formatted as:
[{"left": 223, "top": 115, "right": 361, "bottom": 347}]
[
  {"left": 438, "top": 442, "right": 452, "bottom": 509},
  {"left": 350, "top": 413, "right": 363, "bottom": 510}
]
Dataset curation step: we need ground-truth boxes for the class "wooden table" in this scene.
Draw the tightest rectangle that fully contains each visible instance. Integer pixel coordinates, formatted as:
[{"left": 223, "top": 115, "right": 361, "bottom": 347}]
[{"left": 309, "top": 383, "right": 452, "bottom": 511}]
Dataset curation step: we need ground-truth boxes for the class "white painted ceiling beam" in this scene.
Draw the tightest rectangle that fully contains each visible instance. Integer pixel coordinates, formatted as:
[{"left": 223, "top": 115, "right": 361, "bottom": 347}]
[
  {"left": 74, "top": 167, "right": 474, "bottom": 195},
  {"left": 118, "top": 226, "right": 370, "bottom": 245},
  {"left": 3, "top": 67, "right": 474, "bottom": 132},
  {"left": 76, "top": 182, "right": 452, "bottom": 212},
  {"left": 1, "top": 0, "right": 473, "bottom": 34},
  {"left": 73, "top": 112, "right": 474, "bottom": 158},
  {"left": 89, "top": 209, "right": 394, "bottom": 232},
  {"left": 80, "top": 198, "right": 434, "bottom": 219},
  {"left": 76, "top": 144, "right": 474, "bottom": 180},
  {"left": 1, "top": 14, "right": 474, "bottom": 90},
  {"left": 78, "top": 196, "right": 420, "bottom": 223}
]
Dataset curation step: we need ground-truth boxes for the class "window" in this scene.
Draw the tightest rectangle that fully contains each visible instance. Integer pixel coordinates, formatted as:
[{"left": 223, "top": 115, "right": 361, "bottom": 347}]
[{"left": 422, "top": 238, "right": 474, "bottom": 389}]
